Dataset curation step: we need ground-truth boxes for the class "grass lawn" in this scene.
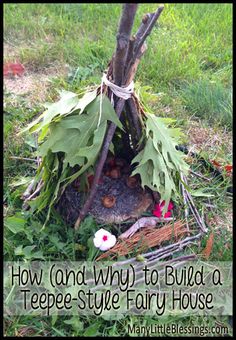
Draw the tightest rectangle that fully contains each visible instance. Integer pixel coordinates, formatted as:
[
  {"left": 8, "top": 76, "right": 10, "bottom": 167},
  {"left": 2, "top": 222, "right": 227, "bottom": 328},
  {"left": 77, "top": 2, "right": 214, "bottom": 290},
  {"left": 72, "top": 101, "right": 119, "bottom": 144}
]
[{"left": 3, "top": 3, "right": 232, "bottom": 337}]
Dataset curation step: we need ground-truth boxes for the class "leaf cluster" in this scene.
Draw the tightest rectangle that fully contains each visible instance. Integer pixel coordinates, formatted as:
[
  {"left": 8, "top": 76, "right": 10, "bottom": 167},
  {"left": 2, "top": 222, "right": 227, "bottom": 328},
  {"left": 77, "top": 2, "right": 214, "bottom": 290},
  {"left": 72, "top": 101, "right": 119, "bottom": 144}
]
[
  {"left": 23, "top": 89, "right": 122, "bottom": 223},
  {"left": 132, "top": 114, "right": 189, "bottom": 212}
]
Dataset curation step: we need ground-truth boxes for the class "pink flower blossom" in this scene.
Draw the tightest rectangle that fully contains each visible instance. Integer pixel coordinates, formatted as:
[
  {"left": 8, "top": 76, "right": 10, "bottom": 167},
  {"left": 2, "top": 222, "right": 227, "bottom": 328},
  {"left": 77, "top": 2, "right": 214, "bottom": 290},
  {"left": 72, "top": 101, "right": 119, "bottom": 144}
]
[{"left": 153, "top": 200, "right": 174, "bottom": 218}]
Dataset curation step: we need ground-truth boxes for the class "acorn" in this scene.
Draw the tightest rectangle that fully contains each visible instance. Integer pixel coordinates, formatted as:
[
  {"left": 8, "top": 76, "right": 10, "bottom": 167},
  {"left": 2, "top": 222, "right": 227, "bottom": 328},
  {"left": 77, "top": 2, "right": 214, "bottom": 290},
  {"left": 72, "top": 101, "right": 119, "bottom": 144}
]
[
  {"left": 109, "top": 167, "right": 121, "bottom": 179},
  {"left": 102, "top": 196, "right": 116, "bottom": 208},
  {"left": 126, "top": 175, "right": 139, "bottom": 188}
]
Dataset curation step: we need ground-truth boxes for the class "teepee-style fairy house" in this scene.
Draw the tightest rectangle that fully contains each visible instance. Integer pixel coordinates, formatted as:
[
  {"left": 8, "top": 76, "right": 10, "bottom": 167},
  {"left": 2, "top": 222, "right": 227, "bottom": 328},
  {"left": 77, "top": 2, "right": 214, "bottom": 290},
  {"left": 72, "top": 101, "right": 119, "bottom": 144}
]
[{"left": 22, "top": 4, "right": 206, "bottom": 245}]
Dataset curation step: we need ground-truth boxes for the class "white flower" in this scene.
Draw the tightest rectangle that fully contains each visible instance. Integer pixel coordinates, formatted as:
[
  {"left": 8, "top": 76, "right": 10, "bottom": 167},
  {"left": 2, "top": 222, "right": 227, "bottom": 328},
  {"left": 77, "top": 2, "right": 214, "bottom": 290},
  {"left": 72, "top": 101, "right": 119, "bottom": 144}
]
[{"left": 93, "top": 228, "right": 117, "bottom": 251}]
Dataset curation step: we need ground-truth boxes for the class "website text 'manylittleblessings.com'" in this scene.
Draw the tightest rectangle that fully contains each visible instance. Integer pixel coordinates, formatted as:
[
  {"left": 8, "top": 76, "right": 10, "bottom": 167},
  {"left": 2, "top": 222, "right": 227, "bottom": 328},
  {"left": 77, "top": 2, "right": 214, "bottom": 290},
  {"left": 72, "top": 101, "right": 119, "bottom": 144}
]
[{"left": 127, "top": 323, "right": 230, "bottom": 337}]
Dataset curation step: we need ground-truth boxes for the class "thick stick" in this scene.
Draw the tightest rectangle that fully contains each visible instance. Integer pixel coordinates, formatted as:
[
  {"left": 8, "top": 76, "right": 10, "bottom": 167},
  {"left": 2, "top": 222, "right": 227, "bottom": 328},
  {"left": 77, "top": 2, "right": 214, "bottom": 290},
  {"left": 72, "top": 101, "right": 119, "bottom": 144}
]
[
  {"left": 122, "top": 8, "right": 163, "bottom": 145},
  {"left": 135, "top": 13, "right": 155, "bottom": 41},
  {"left": 124, "top": 6, "right": 164, "bottom": 81},
  {"left": 21, "top": 179, "right": 36, "bottom": 200},
  {"left": 120, "top": 111, "right": 136, "bottom": 161},
  {"left": 133, "top": 5, "right": 164, "bottom": 61},
  {"left": 124, "top": 102, "right": 138, "bottom": 150},
  {"left": 124, "top": 41, "right": 147, "bottom": 86},
  {"left": 75, "top": 99, "right": 125, "bottom": 228},
  {"left": 119, "top": 216, "right": 174, "bottom": 239},
  {"left": 113, "top": 4, "right": 138, "bottom": 85},
  {"left": 75, "top": 5, "right": 164, "bottom": 228},
  {"left": 124, "top": 13, "right": 153, "bottom": 77},
  {"left": 126, "top": 97, "right": 142, "bottom": 142},
  {"left": 22, "top": 180, "right": 43, "bottom": 210},
  {"left": 75, "top": 5, "right": 138, "bottom": 228}
]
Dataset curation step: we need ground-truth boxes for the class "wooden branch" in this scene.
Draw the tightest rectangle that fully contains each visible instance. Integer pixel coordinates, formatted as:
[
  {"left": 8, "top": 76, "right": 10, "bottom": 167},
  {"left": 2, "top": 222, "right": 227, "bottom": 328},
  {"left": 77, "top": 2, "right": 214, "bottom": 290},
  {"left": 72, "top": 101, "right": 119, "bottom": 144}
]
[
  {"left": 126, "top": 97, "right": 142, "bottom": 140},
  {"left": 123, "top": 12, "right": 153, "bottom": 76},
  {"left": 22, "top": 180, "right": 43, "bottom": 210},
  {"left": 21, "top": 179, "right": 36, "bottom": 200},
  {"left": 133, "top": 5, "right": 164, "bottom": 61},
  {"left": 10, "top": 156, "right": 37, "bottom": 162},
  {"left": 74, "top": 98, "right": 125, "bottom": 229},
  {"left": 119, "top": 111, "right": 136, "bottom": 161},
  {"left": 124, "top": 5, "right": 164, "bottom": 82},
  {"left": 125, "top": 35, "right": 136, "bottom": 70},
  {"left": 113, "top": 4, "right": 138, "bottom": 85},
  {"left": 119, "top": 216, "right": 174, "bottom": 239},
  {"left": 135, "top": 13, "right": 155, "bottom": 41},
  {"left": 181, "top": 174, "right": 208, "bottom": 233},
  {"left": 114, "top": 232, "right": 202, "bottom": 266},
  {"left": 74, "top": 5, "right": 164, "bottom": 228},
  {"left": 125, "top": 42, "right": 147, "bottom": 85},
  {"left": 124, "top": 102, "right": 138, "bottom": 150},
  {"left": 190, "top": 169, "right": 211, "bottom": 182}
]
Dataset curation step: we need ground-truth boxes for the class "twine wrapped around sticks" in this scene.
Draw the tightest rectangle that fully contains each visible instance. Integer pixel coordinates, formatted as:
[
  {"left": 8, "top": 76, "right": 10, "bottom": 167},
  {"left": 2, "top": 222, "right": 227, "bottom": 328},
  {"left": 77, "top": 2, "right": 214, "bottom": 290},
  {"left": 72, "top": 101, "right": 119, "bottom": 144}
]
[{"left": 97, "top": 73, "right": 134, "bottom": 127}]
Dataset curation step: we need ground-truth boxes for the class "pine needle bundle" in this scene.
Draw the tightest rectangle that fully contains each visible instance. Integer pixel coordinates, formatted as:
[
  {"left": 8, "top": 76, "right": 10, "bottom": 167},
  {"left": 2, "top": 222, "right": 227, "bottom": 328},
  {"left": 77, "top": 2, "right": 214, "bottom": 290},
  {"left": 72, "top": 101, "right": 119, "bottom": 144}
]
[{"left": 96, "top": 219, "right": 190, "bottom": 261}]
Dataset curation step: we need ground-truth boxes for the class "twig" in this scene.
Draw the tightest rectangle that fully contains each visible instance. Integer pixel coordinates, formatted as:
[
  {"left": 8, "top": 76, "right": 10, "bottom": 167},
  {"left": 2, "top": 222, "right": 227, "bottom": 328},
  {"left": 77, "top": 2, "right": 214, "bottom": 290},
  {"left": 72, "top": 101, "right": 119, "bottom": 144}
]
[
  {"left": 74, "top": 98, "right": 125, "bottom": 228},
  {"left": 124, "top": 42, "right": 147, "bottom": 85},
  {"left": 122, "top": 12, "right": 151, "bottom": 76},
  {"left": 22, "top": 180, "right": 43, "bottom": 210},
  {"left": 9, "top": 156, "right": 37, "bottom": 162},
  {"left": 123, "top": 8, "right": 161, "bottom": 82},
  {"left": 186, "top": 190, "right": 207, "bottom": 233},
  {"left": 126, "top": 97, "right": 143, "bottom": 149},
  {"left": 180, "top": 173, "right": 190, "bottom": 234},
  {"left": 113, "top": 4, "right": 138, "bottom": 85},
  {"left": 124, "top": 36, "right": 136, "bottom": 75},
  {"left": 182, "top": 174, "right": 208, "bottom": 233},
  {"left": 119, "top": 216, "right": 173, "bottom": 239},
  {"left": 74, "top": 5, "right": 164, "bottom": 228},
  {"left": 190, "top": 169, "right": 211, "bottom": 182},
  {"left": 114, "top": 232, "right": 202, "bottom": 266},
  {"left": 135, "top": 13, "right": 155, "bottom": 41},
  {"left": 21, "top": 179, "right": 36, "bottom": 200},
  {"left": 132, "top": 6, "right": 164, "bottom": 63}
]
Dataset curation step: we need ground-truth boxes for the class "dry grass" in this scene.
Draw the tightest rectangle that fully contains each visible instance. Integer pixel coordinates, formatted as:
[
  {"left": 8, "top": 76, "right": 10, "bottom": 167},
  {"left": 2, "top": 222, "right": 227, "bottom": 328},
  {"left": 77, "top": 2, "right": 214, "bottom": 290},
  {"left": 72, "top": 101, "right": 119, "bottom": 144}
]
[
  {"left": 207, "top": 207, "right": 233, "bottom": 234},
  {"left": 4, "top": 67, "right": 67, "bottom": 106},
  {"left": 186, "top": 120, "right": 232, "bottom": 158},
  {"left": 202, "top": 232, "right": 214, "bottom": 259},
  {"left": 4, "top": 43, "right": 68, "bottom": 106}
]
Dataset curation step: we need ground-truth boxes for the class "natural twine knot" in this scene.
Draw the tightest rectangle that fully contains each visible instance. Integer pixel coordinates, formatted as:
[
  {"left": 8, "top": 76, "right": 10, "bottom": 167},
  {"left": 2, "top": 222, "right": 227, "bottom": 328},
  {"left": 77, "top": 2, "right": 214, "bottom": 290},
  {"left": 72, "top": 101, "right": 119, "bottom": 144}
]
[
  {"left": 98, "top": 73, "right": 134, "bottom": 128},
  {"left": 101, "top": 73, "right": 134, "bottom": 100}
]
